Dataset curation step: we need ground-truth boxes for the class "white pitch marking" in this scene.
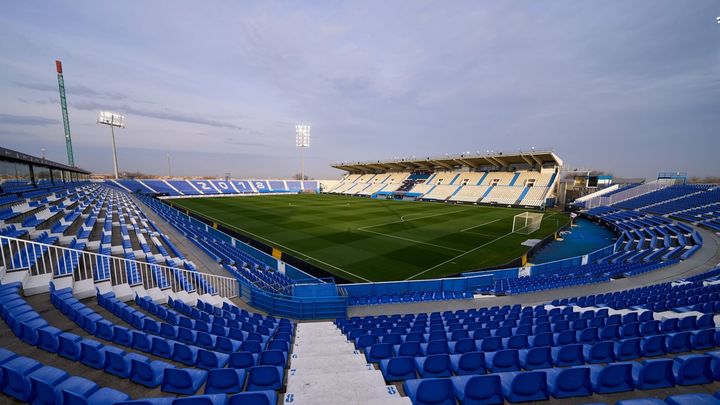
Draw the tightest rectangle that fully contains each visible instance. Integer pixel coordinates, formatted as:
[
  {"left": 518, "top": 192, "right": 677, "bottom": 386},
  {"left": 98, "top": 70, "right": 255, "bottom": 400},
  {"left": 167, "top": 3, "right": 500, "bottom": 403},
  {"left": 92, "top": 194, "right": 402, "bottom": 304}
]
[
  {"left": 358, "top": 228, "right": 465, "bottom": 253},
  {"left": 406, "top": 212, "right": 565, "bottom": 280},
  {"left": 358, "top": 208, "right": 471, "bottom": 231},
  {"left": 406, "top": 231, "right": 516, "bottom": 280},
  {"left": 460, "top": 218, "right": 502, "bottom": 232}
]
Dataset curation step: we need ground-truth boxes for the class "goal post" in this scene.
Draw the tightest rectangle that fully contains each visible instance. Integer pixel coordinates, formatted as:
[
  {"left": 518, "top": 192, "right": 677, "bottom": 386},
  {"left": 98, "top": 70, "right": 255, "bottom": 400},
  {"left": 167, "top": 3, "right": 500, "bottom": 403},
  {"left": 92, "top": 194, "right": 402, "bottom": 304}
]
[{"left": 512, "top": 212, "right": 544, "bottom": 234}]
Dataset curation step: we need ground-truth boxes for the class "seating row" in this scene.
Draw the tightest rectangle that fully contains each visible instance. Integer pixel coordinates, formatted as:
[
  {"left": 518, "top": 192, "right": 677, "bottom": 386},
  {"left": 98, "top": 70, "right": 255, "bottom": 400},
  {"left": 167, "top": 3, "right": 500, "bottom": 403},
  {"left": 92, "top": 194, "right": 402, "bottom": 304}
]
[{"left": 402, "top": 352, "right": 720, "bottom": 404}]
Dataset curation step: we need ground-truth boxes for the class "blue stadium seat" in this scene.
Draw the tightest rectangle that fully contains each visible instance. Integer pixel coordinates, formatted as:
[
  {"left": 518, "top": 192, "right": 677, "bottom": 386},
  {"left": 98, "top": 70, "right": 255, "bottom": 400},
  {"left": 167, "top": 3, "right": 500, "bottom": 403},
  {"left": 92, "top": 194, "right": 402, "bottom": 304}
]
[
  {"left": 451, "top": 374, "right": 502, "bottom": 405},
  {"left": 666, "top": 331, "right": 693, "bottom": 353},
  {"left": 380, "top": 357, "right": 417, "bottom": 381},
  {"left": 641, "top": 335, "right": 667, "bottom": 357},
  {"left": 486, "top": 349, "right": 520, "bottom": 373},
  {"left": 116, "top": 398, "right": 175, "bottom": 405},
  {"left": 246, "top": 366, "right": 284, "bottom": 391},
  {"left": 205, "top": 368, "right": 246, "bottom": 394},
  {"left": 172, "top": 343, "right": 199, "bottom": 366},
  {"left": 0, "top": 348, "right": 17, "bottom": 369},
  {"left": 365, "top": 343, "right": 393, "bottom": 362},
  {"left": 197, "top": 349, "right": 230, "bottom": 369},
  {"left": 1, "top": 356, "right": 42, "bottom": 401},
  {"left": 215, "top": 336, "right": 241, "bottom": 353},
  {"left": 584, "top": 341, "right": 615, "bottom": 364},
  {"left": 615, "top": 338, "right": 642, "bottom": 361},
  {"left": 57, "top": 332, "right": 83, "bottom": 361},
  {"left": 616, "top": 399, "right": 666, "bottom": 405},
  {"left": 37, "top": 326, "right": 63, "bottom": 352},
  {"left": 131, "top": 331, "right": 152, "bottom": 353},
  {"left": 56, "top": 376, "right": 99, "bottom": 405},
  {"left": 479, "top": 336, "right": 502, "bottom": 352},
  {"left": 589, "top": 363, "right": 634, "bottom": 393},
  {"left": 173, "top": 394, "right": 228, "bottom": 405},
  {"left": 113, "top": 326, "right": 133, "bottom": 347},
  {"left": 673, "top": 354, "right": 713, "bottom": 386},
  {"left": 73, "top": 387, "right": 131, "bottom": 405},
  {"left": 403, "top": 377, "right": 455, "bottom": 405},
  {"left": 395, "top": 342, "right": 422, "bottom": 357},
  {"left": 546, "top": 366, "right": 592, "bottom": 398},
  {"left": 105, "top": 352, "right": 146, "bottom": 379},
  {"left": 678, "top": 315, "right": 697, "bottom": 331},
  {"left": 228, "top": 352, "right": 257, "bottom": 369},
  {"left": 162, "top": 368, "right": 208, "bottom": 395},
  {"left": 519, "top": 347, "right": 552, "bottom": 370},
  {"left": 529, "top": 332, "right": 553, "bottom": 348},
  {"left": 259, "top": 347, "right": 284, "bottom": 368},
  {"left": 131, "top": 359, "right": 174, "bottom": 388},
  {"left": 692, "top": 328, "right": 715, "bottom": 350},
  {"left": 421, "top": 340, "right": 450, "bottom": 356},
  {"left": 665, "top": 394, "right": 720, "bottom": 405},
  {"left": 228, "top": 390, "right": 277, "bottom": 405},
  {"left": 552, "top": 344, "right": 584, "bottom": 366},
  {"left": 498, "top": 370, "right": 549, "bottom": 402},
  {"left": 27, "top": 365, "right": 69, "bottom": 405},
  {"left": 450, "top": 352, "right": 486, "bottom": 375},
  {"left": 79, "top": 339, "right": 106, "bottom": 369},
  {"left": 94, "top": 320, "right": 114, "bottom": 341},
  {"left": 151, "top": 337, "right": 176, "bottom": 359},
  {"left": 632, "top": 359, "right": 675, "bottom": 390},
  {"left": 450, "top": 338, "right": 477, "bottom": 354},
  {"left": 709, "top": 351, "right": 720, "bottom": 380},
  {"left": 415, "top": 355, "right": 452, "bottom": 378}
]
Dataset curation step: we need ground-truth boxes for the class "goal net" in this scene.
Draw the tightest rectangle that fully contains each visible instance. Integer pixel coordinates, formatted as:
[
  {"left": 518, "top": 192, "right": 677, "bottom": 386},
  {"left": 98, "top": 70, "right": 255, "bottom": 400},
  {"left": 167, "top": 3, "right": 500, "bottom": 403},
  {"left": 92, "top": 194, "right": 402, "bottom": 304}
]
[{"left": 512, "top": 212, "right": 544, "bottom": 235}]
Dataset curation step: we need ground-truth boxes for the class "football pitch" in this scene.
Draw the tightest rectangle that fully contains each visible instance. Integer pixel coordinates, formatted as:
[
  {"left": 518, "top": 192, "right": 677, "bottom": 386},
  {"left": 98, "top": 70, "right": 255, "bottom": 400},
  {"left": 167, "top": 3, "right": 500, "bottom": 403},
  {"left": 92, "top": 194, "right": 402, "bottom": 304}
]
[{"left": 168, "top": 194, "right": 570, "bottom": 282}]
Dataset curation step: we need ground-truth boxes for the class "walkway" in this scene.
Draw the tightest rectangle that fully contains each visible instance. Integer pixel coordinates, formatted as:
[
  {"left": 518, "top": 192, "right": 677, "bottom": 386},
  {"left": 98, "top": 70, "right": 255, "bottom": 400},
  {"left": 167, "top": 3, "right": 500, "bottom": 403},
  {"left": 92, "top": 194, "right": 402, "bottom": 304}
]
[{"left": 284, "top": 322, "right": 410, "bottom": 405}]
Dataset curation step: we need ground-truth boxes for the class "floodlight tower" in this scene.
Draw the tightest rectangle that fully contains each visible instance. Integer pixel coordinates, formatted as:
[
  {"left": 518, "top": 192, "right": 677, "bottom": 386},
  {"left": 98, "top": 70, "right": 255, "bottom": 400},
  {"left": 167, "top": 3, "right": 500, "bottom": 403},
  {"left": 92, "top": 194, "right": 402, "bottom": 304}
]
[
  {"left": 97, "top": 112, "right": 125, "bottom": 179},
  {"left": 295, "top": 124, "right": 311, "bottom": 181},
  {"left": 55, "top": 60, "right": 75, "bottom": 166}
]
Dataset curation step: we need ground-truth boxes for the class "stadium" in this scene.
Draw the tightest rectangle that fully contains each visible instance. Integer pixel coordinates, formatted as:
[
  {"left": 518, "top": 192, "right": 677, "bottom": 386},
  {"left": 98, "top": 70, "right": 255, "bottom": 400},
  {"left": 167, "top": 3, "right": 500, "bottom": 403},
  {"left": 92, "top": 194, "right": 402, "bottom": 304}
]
[{"left": 1, "top": 2, "right": 719, "bottom": 405}]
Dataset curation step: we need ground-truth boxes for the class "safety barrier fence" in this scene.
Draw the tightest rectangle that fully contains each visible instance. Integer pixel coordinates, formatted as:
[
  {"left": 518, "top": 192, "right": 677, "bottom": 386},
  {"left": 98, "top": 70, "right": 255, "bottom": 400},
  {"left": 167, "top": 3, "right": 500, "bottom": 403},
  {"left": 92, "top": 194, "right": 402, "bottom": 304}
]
[{"left": 0, "top": 235, "right": 239, "bottom": 299}]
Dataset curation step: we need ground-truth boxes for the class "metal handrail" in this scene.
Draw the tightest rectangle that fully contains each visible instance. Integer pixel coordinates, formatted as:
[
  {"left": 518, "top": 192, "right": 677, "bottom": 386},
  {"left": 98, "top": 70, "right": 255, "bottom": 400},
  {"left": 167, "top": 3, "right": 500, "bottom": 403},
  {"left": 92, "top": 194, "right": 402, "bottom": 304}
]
[{"left": 0, "top": 235, "right": 239, "bottom": 298}]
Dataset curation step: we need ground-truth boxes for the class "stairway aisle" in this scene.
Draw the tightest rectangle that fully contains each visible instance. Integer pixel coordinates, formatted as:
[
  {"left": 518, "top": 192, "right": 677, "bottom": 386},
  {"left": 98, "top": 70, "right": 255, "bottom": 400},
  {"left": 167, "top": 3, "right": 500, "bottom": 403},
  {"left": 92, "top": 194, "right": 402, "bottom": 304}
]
[{"left": 283, "top": 322, "right": 411, "bottom": 405}]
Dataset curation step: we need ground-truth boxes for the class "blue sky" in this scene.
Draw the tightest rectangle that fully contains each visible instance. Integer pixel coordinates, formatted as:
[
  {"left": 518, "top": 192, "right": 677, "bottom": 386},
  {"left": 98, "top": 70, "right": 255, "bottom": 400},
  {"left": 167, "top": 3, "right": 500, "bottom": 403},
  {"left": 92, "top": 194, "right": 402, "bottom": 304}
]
[{"left": 1, "top": 1, "right": 718, "bottom": 179}]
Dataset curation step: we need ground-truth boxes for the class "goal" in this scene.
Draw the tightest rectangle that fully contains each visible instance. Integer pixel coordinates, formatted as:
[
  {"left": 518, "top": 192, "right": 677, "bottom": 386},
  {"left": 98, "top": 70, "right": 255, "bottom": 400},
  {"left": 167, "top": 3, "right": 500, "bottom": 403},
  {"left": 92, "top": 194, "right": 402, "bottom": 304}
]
[{"left": 512, "top": 212, "right": 544, "bottom": 235}]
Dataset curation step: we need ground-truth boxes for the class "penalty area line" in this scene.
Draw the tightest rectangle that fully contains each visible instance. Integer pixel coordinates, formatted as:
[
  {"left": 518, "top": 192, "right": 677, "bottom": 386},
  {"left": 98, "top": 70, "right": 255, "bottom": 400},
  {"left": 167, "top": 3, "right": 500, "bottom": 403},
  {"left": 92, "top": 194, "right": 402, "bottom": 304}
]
[
  {"left": 460, "top": 218, "right": 502, "bottom": 232},
  {"left": 405, "top": 230, "right": 516, "bottom": 280},
  {"left": 357, "top": 228, "right": 465, "bottom": 253}
]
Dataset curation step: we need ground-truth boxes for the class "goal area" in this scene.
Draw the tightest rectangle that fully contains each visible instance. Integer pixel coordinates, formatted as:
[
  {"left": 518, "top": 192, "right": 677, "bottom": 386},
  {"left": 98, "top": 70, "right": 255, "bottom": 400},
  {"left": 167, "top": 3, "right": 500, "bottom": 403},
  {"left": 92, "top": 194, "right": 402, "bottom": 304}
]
[{"left": 512, "top": 212, "right": 544, "bottom": 235}]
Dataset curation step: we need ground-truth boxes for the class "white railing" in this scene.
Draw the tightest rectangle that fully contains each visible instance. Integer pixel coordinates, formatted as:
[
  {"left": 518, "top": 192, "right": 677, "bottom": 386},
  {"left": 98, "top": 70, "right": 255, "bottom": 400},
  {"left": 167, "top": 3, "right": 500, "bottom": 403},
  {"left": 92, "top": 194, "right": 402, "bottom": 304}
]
[
  {"left": 0, "top": 235, "right": 239, "bottom": 298},
  {"left": 585, "top": 180, "right": 671, "bottom": 209},
  {"left": 575, "top": 185, "right": 619, "bottom": 204}
]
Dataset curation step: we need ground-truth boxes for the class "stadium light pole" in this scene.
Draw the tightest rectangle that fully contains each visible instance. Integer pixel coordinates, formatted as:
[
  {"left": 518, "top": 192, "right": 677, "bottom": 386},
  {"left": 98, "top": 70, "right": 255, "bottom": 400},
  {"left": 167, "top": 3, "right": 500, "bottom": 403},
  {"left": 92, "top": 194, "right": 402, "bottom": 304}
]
[
  {"left": 295, "top": 124, "right": 310, "bottom": 181},
  {"left": 97, "top": 112, "right": 125, "bottom": 179}
]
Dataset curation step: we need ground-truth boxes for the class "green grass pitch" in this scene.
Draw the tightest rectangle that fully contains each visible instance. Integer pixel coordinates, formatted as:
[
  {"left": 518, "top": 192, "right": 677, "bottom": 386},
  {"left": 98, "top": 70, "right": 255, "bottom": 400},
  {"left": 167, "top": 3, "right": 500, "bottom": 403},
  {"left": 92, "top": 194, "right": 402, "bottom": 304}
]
[{"left": 168, "top": 194, "right": 570, "bottom": 282}]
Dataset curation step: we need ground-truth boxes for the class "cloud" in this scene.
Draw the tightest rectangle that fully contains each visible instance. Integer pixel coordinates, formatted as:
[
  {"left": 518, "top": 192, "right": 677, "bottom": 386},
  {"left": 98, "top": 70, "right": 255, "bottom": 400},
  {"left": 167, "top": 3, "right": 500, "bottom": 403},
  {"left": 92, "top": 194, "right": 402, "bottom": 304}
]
[
  {"left": 14, "top": 81, "right": 128, "bottom": 101},
  {"left": 0, "top": 113, "right": 59, "bottom": 126},
  {"left": 0, "top": 129, "right": 40, "bottom": 137},
  {"left": 71, "top": 101, "right": 243, "bottom": 130}
]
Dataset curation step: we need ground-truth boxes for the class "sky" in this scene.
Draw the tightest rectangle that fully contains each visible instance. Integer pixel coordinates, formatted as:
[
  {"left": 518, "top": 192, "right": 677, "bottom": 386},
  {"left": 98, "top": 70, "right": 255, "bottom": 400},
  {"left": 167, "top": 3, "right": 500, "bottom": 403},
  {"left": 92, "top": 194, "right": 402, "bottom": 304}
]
[{"left": 0, "top": 1, "right": 718, "bottom": 180}]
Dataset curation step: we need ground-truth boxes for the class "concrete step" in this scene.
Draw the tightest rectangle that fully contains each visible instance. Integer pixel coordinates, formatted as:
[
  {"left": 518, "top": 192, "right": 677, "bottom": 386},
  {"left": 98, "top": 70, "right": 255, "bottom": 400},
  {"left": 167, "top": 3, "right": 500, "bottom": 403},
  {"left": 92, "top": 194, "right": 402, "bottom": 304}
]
[
  {"left": 282, "top": 391, "right": 410, "bottom": 405},
  {"left": 287, "top": 369, "right": 387, "bottom": 390},
  {"left": 297, "top": 321, "right": 335, "bottom": 330},
  {"left": 294, "top": 334, "right": 348, "bottom": 345},
  {"left": 290, "top": 362, "right": 374, "bottom": 376},
  {"left": 290, "top": 353, "right": 367, "bottom": 369},
  {"left": 291, "top": 341, "right": 355, "bottom": 355},
  {"left": 285, "top": 371, "right": 401, "bottom": 404},
  {"left": 296, "top": 325, "right": 343, "bottom": 337}
]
